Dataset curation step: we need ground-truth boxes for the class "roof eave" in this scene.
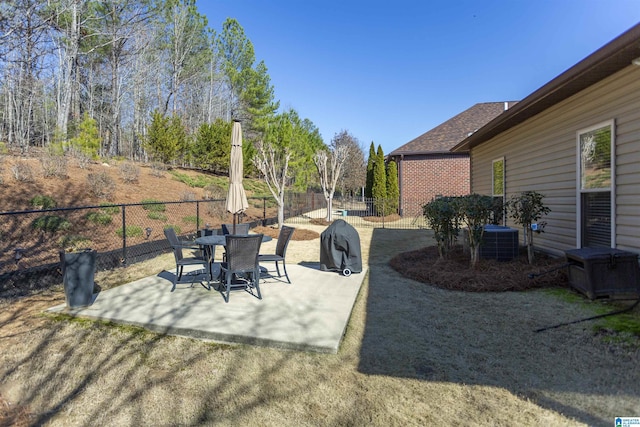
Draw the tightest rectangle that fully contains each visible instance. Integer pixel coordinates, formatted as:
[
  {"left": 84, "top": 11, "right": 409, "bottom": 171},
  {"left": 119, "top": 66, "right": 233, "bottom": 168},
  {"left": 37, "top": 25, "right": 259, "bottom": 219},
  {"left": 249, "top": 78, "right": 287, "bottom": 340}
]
[{"left": 452, "top": 23, "right": 640, "bottom": 153}]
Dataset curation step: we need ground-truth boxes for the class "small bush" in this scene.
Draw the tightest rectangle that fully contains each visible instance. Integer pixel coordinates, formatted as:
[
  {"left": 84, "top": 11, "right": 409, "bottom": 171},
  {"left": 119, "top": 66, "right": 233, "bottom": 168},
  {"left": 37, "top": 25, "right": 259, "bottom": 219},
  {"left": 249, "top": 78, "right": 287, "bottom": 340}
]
[
  {"left": 119, "top": 162, "right": 140, "bottom": 183},
  {"left": 182, "top": 215, "right": 202, "bottom": 227},
  {"left": 147, "top": 211, "right": 167, "bottom": 221},
  {"left": 87, "top": 171, "right": 115, "bottom": 199},
  {"left": 11, "top": 161, "right": 34, "bottom": 182},
  {"left": 181, "top": 191, "right": 196, "bottom": 201},
  {"left": 99, "top": 203, "right": 120, "bottom": 215},
  {"left": 59, "top": 235, "right": 93, "bottom": 251},
  {"left": 203, "top": 183, "right": 226, "bottom": 200},
  {"left": 86, "top": 211, "right": 113, "bottom": 225},
  {"left": 164, "top": 224, "right": 181, "bottom": 235},
  {"left": 72, "top": 150, "right": 91, "bottom": 169},
  {"left": 115, "top": 225, "right": 143, "bottom": 238},
  {"left": 150, "top": 162, "right": 166, "bottom": 178},
  {"left": 40, "top": 154, "right": 68, "bottom": 178},
  {"left": 29, "top": 195, "right": 57, "bottom": 210},
  {"left": 205, "top": 200, "right": 226, "bottom": 219},
  {"left": 141, "top": 198, "right": 166, "bottom": 212},
  {"left": 31, "top": 215, "right": 72, "bottom": 233}
]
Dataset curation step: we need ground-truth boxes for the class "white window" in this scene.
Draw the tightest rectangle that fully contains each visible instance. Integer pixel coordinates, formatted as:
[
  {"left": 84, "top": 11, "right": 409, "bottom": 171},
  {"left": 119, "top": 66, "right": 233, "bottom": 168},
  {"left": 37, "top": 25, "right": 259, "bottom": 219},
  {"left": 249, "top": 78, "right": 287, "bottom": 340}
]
[{"left": 576, "top": 120, "right": 615, "bottom": 248}]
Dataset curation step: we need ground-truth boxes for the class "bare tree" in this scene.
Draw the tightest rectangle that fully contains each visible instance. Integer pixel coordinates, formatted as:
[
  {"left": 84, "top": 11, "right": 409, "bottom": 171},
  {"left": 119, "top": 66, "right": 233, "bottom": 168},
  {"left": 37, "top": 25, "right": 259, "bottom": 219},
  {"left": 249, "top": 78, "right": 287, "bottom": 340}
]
[
  {"left": 253, "top": 139, "right": 291, "bottom": 228},
  {"left": 314, "top": 136, "right": 348, "bottom": 221}
]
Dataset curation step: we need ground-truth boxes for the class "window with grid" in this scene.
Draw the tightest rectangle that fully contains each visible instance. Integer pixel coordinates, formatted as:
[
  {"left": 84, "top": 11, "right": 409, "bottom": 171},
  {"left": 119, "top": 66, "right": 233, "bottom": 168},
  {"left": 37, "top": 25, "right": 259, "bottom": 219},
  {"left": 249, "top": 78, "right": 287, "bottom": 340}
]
[{"left": 577, "top": 121, "right": 614, "bottom": 248}]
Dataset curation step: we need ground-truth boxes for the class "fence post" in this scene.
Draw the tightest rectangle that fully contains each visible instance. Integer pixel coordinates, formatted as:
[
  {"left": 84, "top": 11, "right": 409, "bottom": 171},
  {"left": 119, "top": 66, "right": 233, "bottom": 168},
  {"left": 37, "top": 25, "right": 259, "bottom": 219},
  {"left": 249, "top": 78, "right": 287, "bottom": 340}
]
[
  {"left": 382, "top": 199, "right": 385, "bottom": 229},
  {"left": 121, "top": 205, "right": 127, "bottom": 265},
  {"left": 196, "top": 200, "right": 200, "bottom": 233},
  {"left": 262, "top": 197, "right": 266, "bottom": 226}
]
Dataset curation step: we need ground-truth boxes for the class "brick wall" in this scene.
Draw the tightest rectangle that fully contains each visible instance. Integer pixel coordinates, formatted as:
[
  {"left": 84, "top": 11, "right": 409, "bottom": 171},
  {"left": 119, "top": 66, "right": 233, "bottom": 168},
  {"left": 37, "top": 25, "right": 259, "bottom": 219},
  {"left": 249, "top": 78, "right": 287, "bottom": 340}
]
[{"left": 397, "top": 153, "right": 470, "bottom": 215}]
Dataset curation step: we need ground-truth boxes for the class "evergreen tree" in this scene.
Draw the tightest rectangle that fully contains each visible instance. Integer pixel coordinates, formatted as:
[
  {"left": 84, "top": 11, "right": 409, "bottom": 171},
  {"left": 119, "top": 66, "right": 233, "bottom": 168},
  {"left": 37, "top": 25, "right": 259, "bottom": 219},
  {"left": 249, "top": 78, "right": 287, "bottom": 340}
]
[
  {"left": 386, "top": 160, "right": 399, "bottom": 214},
  {"left": 372, "top": 144, "right": 387, "bottom": 215},
  {"left": 191, "top": 118, "right": 232, "bottom": 173},
  {"left": 145, "top": 110, "right": 185, "bottom": 164},
  {"left": 365, "top": 141, "right": 375, "bottom": 198}
]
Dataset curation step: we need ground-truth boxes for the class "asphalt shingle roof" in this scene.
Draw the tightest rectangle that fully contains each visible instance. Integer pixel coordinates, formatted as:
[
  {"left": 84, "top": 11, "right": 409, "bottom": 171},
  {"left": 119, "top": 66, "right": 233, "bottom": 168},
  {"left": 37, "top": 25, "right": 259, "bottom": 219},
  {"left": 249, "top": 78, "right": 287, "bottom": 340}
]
[{"left": 389, "top": 102, "right": 518, "bottom": 155}]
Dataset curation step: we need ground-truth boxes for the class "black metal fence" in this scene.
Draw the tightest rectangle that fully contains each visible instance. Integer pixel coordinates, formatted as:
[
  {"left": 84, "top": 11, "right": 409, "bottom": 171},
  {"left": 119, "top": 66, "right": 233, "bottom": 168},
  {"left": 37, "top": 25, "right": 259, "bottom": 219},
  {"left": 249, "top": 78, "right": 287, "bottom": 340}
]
[{"left": 0, "top": 194, "right": 428, "bottom": 294}]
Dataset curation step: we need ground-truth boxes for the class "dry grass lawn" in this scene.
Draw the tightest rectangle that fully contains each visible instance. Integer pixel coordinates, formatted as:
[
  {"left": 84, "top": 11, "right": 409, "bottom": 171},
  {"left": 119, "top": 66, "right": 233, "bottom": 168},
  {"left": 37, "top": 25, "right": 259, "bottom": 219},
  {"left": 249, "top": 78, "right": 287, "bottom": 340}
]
[{"left": 1, "top": 225, "right": 639, "bottom": 426}]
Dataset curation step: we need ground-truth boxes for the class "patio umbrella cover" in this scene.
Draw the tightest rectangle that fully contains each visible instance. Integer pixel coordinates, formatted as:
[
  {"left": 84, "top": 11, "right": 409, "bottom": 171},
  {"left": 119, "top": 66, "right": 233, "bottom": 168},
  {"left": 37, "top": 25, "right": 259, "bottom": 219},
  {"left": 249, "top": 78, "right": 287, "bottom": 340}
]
[{"left": 226, "top": 120, "right": 249, "bottom": 232}]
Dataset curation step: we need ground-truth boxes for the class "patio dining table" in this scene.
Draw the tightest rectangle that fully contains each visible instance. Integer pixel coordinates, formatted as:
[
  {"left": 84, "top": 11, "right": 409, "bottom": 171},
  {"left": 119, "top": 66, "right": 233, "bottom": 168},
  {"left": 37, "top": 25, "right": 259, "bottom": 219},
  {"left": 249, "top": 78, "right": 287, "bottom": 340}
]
[{"left": 195, "top": 234, "right": 273, "bottom": 282}]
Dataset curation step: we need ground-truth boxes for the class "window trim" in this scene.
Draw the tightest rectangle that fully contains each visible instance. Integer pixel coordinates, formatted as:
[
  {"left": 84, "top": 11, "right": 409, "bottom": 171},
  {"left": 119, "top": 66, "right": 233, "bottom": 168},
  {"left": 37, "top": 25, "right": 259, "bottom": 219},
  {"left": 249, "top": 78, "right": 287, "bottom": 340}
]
[{"left": 576, "top": 119, "right": 615, "bottom": 248}]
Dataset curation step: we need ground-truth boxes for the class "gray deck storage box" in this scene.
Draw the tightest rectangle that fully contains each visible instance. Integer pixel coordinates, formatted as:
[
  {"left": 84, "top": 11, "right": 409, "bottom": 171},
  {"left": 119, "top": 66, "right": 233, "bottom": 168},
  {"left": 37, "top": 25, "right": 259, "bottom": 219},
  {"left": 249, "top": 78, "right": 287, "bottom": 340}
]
[{"left": 565, "top": 248, "right": 640, "bottom": 299}]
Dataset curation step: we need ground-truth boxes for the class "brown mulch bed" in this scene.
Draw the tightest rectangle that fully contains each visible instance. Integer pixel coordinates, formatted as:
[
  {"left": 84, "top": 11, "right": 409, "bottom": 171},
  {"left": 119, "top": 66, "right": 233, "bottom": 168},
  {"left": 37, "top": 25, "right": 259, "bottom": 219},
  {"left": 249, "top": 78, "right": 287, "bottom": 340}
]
[
  {"left": 390, "top": 245, "right": 569, "bottom": 292},
  {"left": 252, "top": 226, "right": 319, "bottom": 241}
]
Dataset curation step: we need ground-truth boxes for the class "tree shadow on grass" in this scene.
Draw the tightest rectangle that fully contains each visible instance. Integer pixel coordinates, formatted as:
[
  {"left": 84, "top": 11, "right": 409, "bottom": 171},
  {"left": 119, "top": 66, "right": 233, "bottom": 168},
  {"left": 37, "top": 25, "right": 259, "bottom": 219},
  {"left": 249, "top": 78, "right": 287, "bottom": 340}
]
[{"left": 358, "top": 228, "right": 640, "bottom": 426}]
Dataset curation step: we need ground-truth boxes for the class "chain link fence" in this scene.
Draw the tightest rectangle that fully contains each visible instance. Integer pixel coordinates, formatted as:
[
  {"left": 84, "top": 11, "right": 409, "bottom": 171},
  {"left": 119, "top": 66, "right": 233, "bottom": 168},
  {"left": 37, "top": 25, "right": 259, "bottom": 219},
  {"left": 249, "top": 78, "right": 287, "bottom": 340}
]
[{"left": 1, "top": 194, "right": 429, "bottom": 294}]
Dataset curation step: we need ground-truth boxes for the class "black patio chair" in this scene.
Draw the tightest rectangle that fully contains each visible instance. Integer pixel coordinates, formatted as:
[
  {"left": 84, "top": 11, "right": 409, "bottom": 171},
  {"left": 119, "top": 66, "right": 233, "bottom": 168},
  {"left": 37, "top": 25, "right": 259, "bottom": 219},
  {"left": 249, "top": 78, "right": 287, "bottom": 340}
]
[
  {"left": 258, "top": 225, "right": 294, "bottom": 284},
  {"left": 218, "top": 234, "right": 263, "bottom": 303},
  {"left": 164, "top": 228, "right": 210, "bottom": 291},
  {"left": 222, "top": 223, "right": 250, "bottom": 235}
]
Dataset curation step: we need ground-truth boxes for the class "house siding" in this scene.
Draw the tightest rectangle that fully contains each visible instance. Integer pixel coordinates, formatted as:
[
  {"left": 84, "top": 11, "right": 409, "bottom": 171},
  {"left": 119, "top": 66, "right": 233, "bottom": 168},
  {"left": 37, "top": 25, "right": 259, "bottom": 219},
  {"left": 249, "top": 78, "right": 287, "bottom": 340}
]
[
  {"left": 471, "top": 65, "right": 640, "bottom": 255},
  {"left": 398, "top": 153, "right": 470, "bottom": 215}
]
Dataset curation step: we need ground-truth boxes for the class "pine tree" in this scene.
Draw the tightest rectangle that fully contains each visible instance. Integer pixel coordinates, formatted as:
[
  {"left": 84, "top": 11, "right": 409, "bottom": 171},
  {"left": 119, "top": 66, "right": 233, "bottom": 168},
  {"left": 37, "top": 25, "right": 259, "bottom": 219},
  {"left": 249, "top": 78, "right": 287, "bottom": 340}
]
[
  {"left": 386, "top": 160, "right": 399, "bottom": 214},
  {"left": 365, "top": 141, "right": 375, "bottom": 198},
  {"left": 372, "top": 144, "right": 387, "bottom": 215}
]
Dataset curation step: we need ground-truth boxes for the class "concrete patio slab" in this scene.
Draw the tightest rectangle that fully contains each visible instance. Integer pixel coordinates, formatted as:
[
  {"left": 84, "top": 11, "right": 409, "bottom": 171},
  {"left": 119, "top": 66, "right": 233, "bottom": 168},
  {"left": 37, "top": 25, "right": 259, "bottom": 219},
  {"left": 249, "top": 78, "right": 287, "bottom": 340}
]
[{"left": 48, "top": 263, "right": 367, "bottom": 353}]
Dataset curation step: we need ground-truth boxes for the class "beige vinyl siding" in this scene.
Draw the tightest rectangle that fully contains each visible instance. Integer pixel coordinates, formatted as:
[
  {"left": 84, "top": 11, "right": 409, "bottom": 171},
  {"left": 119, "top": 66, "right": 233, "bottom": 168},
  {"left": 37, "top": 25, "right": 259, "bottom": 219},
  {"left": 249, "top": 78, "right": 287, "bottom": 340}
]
[{"left": 471, "top": 65, "right": 640, "bottom": 255}]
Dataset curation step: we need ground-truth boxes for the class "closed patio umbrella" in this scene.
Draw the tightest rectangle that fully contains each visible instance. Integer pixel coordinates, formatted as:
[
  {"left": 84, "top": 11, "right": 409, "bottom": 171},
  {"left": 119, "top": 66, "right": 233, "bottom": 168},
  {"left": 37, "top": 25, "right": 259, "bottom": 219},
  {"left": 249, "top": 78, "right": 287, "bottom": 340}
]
[{"left": 226, "top": 120, "right": 249, "bottom": 234}]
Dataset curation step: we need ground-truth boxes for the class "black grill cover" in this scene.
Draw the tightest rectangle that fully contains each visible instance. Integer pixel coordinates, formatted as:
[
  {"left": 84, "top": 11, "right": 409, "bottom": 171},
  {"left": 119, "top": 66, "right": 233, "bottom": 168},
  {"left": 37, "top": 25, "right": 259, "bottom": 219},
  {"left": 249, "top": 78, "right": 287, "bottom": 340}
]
[{"left": 320, "top": 219, "right": 362, "bottom": 274}]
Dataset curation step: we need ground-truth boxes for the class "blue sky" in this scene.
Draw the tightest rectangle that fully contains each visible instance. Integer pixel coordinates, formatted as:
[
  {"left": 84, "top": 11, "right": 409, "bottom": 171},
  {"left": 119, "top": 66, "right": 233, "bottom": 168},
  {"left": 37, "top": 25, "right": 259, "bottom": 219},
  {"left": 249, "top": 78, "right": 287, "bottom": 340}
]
[{"left": 199, "top": 1, "right": 640, "bottom": 154}]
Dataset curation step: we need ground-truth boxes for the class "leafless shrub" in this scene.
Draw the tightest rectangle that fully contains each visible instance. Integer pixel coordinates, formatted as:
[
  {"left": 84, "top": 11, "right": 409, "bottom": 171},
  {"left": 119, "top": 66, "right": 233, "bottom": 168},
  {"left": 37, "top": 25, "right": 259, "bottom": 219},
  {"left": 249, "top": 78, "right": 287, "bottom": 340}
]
[
  {"left": 150, "top": 162, "right": 166, "bottom": 178},
  {"left": 181, "top": 191, "right": 196, "bottom": 201},
  {"left": 203, "top": 183, "right": 225, "bottom": 200},
  {"left": 87, "top": 171, "right": 115, "bottom": 199},
  {"left": 203, "top": 184, "right": 226, "bottom": 218},
  {"left": 40, "top": 154, "right": 68, "bottom": 178},
  {"left": 119, "top": 162, "right": 140, "bottom": 183},
  {"left": 67, "top": 147, "right": 91, "bottom": 169},
  {"left": 11, "top": 161, "right": 34, "bottom": 182}
]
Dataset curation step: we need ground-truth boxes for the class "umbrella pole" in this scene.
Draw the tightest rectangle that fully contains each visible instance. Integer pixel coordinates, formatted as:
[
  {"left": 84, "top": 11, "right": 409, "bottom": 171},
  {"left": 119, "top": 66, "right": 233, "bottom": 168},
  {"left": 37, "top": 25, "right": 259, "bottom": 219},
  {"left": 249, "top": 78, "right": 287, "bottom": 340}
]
[{"left": 233, "top": 213, "right": 237, "bottom": 234}]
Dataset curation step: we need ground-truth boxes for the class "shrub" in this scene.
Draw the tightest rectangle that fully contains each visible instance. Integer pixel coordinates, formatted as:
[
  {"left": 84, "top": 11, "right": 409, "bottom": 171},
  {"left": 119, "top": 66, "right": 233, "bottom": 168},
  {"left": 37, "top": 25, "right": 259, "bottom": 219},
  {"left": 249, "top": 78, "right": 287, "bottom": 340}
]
[
  {"left": 182, "top": 215, "right": 202, "bottom": 227},
  {"left": 31, "top": 215, "right": 72, "bottom": 233},
  {"left": 86, "top": 211, "right": 113, "bottom": 225},
  {"left": 150, "top": 161, "right": 166, "bottom": 177},
  {"left": 164, "top": 224, "right": 181, "bottom": 235},
  {"left": 59, "top": 235, "right": 93, "bottom": 251},
  {"left": 119, "top": 162, "right": 140, "bottom": 183},
  {"left": 72, "top": 149, "right": 91, "bottom": 169},
  {"left": 203, "top": 183, "right": 226, "bottom": 200},
  {"left": 29, "top": 195, "right": 57, "bottom": 210},
  {"left": 99, "top": 203, "right": 120, "bottom": 215},
  {"left": 507, "top": 191, "right": 551, "bottom": 265},
  {"left": 141, "top": 198, "right": 166, "bottom": 212},
  {"left": 40, "top": 154, "right": 68, "bottom": 178},
  {"left": 115, "top": 225, "right": 143, "bottom": 238},
  {"left": 147, "top": 211, "right": 167, "bottom": 221},
  {"left": 422, "top": 196, "right": 461, "bottom": 259},
  {"left": 11, "top": 161, "right": 34, "bottom": 182},
  {"left": 206, "top": 200, "right": 226, "bottom": 219},
  {"left": 458, "top": 194, "right": 495, "bottom": 268},
  {"left": 181, "top": 191, "right": 196, "bottom": 201},
  {"left": 87, "top": 171, "right": 115, "bottom": 199}
]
